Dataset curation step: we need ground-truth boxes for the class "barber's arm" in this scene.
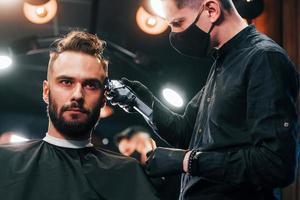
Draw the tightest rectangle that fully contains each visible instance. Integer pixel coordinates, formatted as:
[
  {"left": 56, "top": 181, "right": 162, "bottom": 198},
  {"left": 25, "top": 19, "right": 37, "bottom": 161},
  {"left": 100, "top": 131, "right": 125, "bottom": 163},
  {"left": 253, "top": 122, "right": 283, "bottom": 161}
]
[
  {"left": 119, "top": 78, "right": 203, "bottom": 149},
  {"left": 146, "top": 51, "right": 299, "bottom": 189}
]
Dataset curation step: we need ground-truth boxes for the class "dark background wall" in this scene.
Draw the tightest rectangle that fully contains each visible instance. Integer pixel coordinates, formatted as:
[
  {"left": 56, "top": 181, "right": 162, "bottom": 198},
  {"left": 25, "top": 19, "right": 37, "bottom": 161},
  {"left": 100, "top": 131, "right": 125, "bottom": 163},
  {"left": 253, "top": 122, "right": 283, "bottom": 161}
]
[{"left": 253, "top": 0, "right": 300, "bottom": 199}]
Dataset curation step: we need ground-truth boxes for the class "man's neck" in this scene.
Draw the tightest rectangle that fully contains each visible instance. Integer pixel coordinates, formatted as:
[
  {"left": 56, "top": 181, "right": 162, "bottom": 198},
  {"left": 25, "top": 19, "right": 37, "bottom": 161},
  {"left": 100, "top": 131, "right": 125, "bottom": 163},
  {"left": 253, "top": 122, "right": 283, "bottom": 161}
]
[
  {"left": 213, "top": 13, "right": 248, "bottom": 49},
  {"left": 43, "top": 133, "right": 93, "bottom": 149}
]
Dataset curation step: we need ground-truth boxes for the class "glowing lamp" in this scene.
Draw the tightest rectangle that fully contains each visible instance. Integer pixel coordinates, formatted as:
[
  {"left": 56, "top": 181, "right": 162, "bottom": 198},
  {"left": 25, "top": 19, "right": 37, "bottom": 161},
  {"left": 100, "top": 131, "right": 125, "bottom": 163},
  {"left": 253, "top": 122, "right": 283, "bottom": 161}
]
[
  {"left": 136, "top": 6, "right": 168, "bottom": 35},
  {"left": 10, "top": 134, "right": 29, "bottom": 143},
  {"left": 23, "top": 0, "right": 58, "bottom": 24},
  {"left": 149, "top": 0, "right": 166, "bottom": 18},
  {"left": 162, "top": 88, "right": 184, "bottom": 108},
  {"left": 142, "top": 0, "right": 166, "bottom": 18},
  {"left": 0, "top": 55, "right": 12, "bottom": 70},
  {"left": 146, "top": 17, "right": 157, "bottom": 27},
  {"left": 0, "top": 132, "right": 29, "bottom": 144}
]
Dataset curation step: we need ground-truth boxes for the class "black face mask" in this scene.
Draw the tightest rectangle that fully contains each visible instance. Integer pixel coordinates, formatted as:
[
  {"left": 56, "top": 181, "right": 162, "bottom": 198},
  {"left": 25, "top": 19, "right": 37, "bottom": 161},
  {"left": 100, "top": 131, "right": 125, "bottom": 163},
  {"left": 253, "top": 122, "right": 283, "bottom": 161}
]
[
  {"left": 130, "top": 150, "right": 142, "bottom": 162},
  {"left": 169, "top": 7, "right": 214, "bottom": 58}
]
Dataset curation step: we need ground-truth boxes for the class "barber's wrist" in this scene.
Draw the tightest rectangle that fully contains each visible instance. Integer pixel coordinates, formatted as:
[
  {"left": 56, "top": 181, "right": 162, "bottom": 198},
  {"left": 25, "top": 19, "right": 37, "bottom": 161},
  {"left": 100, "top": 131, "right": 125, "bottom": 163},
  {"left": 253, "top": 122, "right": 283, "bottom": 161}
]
[
  {"left": 183, "top": 151, "right": 191, "bottom": 173},
  {"left": 183, "top": 149, "right": 201, "bottom": 175},
  {"left": 145, "top": 147, "right": 188, "bottom": 177}
]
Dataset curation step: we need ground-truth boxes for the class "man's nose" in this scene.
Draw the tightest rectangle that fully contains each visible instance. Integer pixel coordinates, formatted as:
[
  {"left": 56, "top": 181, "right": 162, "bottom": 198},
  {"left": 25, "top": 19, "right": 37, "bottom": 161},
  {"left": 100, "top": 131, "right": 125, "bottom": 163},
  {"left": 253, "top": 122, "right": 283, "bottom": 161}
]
[{"left": 71, "top": 83, "right": 84, "bottom": 101}]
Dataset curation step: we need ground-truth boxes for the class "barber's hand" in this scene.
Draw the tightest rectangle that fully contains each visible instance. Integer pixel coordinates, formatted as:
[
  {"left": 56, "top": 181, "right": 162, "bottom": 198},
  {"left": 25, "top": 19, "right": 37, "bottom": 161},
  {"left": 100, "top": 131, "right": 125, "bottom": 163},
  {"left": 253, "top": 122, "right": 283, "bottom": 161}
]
[
  {"left": 107, "top": 78, "right": 154, "bottom": 113},
  {"left": 120, "top": 78, "right": 154, "bottom": 108},
  {"left": 105, "top": 86, "right": 135, "bottom": 113},
  {"left": 145, "top": 147, "right": 187, "bottom": 177}
]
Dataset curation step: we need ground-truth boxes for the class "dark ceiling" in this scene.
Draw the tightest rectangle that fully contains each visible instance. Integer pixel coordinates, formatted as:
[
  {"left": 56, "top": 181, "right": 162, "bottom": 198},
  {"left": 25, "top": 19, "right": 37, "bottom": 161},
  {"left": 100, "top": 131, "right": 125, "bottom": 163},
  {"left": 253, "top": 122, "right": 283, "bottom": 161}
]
[{"left": 0, "top": 0, "right": 213, "bottom": 150}]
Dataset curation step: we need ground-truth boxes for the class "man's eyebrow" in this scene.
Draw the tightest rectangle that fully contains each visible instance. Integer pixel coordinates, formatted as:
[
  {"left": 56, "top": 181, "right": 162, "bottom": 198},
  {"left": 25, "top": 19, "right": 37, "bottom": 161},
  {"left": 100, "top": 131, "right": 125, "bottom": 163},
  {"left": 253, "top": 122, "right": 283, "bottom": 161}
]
[
  {"left": 55, "top": 75, "right": 74, "bottom": 80},
  {"left": 55, "top": 76, "right": 104, "bottom": 87},
  {"left": 83, "top": 78, "right": 104, "bottom": 88}
]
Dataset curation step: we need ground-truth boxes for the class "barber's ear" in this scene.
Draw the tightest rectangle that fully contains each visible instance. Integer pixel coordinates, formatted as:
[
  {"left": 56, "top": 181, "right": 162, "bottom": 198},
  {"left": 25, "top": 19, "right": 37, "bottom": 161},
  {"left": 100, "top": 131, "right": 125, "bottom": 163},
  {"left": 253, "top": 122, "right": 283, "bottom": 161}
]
[
  {"left": 43, "top": 80, "right": 49, "bottom": 104},
  {"left": 204, "top": 0, "right": 222, "bottom": 24}
]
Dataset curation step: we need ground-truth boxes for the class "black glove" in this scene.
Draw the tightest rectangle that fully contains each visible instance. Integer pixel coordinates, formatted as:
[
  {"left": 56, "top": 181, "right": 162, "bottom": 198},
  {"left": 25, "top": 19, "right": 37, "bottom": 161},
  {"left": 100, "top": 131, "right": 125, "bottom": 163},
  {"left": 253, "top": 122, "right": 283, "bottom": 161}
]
[
  {"left": 120, "top": 78, "right": 154, "bottom": 108},
  {"left": 107, "top": 78, "right": 155, "bottom": 113},
  {"left": 145, "top": 147, "right": 187, "bottom": 178}
]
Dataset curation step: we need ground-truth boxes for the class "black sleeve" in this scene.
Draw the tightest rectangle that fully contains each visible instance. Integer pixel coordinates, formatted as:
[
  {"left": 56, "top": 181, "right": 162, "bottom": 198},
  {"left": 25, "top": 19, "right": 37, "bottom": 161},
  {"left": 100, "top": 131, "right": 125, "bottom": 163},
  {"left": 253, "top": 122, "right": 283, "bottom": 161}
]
[
  {"left": 191, "top": 50, "right": 299, "bottom": 188},
  {"left": 151, "top": 88, "right": 203, "bottom": 149}
]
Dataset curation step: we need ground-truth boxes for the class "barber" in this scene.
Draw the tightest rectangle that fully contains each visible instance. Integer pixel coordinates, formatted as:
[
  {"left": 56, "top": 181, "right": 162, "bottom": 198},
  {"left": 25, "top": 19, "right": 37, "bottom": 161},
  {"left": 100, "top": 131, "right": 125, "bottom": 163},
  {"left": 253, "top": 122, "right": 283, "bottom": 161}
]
[{"left": 112, "top": 0, "right": 299, "bottom": 199}]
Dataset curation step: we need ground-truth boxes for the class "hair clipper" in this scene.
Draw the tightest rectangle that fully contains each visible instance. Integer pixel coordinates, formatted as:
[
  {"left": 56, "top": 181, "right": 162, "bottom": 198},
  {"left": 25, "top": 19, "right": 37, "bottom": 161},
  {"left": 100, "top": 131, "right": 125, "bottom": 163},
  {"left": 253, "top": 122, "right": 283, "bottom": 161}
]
[{"left": 105, "top": 78, "right": 153, "bottom": 122}]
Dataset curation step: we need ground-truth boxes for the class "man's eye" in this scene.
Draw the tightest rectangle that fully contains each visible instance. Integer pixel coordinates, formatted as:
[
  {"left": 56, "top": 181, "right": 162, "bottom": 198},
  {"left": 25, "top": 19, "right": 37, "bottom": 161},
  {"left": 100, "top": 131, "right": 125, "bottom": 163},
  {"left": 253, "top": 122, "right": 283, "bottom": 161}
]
[
  {"left": 84, "top": 82, "right": 100, "bottom": 90},
  {"left": 60, "top": 80, "right": 73, "bottom": 86}
]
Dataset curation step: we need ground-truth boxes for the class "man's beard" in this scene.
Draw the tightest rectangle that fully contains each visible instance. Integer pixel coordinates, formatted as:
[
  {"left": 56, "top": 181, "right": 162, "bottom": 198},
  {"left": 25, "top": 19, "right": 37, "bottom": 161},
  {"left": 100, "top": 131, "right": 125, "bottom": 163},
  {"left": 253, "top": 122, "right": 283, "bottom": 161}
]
[{"left": 47, "top": 92, "right": 101, "bottom": 139}]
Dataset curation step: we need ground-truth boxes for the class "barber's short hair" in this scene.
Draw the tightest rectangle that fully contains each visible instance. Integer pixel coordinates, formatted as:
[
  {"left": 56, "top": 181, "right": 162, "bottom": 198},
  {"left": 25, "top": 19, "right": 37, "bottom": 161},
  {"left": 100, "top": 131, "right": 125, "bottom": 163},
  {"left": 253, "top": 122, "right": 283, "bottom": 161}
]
[
  {"left": 170, "top": 0, "right": 233, "bottom": 10},
  {"left": 47, "top": 31, "right": 108, "bottom": 78},
  {"left": 219, "top": 0, "right": 233, "bottom": 10}
]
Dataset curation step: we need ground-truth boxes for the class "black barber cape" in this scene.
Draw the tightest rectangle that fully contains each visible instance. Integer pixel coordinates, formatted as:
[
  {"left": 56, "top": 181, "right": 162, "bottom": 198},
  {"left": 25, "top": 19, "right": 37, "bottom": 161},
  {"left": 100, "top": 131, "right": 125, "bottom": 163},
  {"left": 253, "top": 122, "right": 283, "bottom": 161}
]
[{"left": 0, "top": 140, "right": 158, "bottom": 200}]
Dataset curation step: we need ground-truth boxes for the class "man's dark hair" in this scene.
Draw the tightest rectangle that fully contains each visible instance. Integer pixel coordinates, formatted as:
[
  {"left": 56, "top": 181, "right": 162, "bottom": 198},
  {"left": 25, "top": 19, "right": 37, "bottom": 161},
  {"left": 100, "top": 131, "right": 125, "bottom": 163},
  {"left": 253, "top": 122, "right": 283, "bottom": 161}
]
[
  {"left": 48, "top": 31, "right": 108, "bottom": 79},
  {"left": 171, "top": 0, "right": 233, "bottom": 10}
]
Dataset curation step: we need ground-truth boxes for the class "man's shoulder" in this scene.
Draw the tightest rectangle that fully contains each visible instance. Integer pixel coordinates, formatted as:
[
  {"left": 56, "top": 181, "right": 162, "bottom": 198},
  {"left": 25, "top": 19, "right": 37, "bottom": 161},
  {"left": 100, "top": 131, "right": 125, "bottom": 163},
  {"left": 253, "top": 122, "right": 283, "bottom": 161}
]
[
  {"left": 0, "top": 140, "right": 42, "bottom": 155},
  {"left": 91, "top": 147, "right": 147, "bottom": 179},
  {"left": 93, "top": 146, "right": 140, "bottom": 165}
]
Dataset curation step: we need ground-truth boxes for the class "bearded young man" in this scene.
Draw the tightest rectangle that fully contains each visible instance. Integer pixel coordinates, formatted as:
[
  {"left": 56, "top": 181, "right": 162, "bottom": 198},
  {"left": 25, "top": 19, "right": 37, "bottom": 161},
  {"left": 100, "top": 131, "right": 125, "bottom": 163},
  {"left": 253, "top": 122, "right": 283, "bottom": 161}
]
[
  {"left": 0, "top": 31, "right": 158, "bottom": 200},
  {"left": 111, "top": 0, "right": 300, "bottom": 199}
]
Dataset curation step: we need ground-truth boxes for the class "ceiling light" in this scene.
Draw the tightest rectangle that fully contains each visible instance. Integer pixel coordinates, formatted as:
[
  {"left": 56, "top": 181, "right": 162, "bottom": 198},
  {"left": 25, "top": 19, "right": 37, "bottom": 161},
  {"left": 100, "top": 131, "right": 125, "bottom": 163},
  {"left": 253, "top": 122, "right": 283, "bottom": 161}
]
[
  {"left": 23, "top": 0, "right": 58, "bottom": 24},
  {"left": 35, "top": 6, "right": 48, "bottom": 17},
  {"left": 0, "top": 132, "right": 29, "bottom": 144},
  {"left": 146, "top": 17, "right": 157, "bottom": 27},
  {"left": 102, "top": 138, "right": 109, "bottom": 145},
  {"left": 162, "top": 88, "right": 184, "bottom": 108},
  {"left": 149, "top": 0, "right": 166, "bottom": 18},
  {"left": 0, "top": 55, "right": 12, "bottom": 70},
  {"left": 136, "top": 6, "right": 168, "bottom": 35}
]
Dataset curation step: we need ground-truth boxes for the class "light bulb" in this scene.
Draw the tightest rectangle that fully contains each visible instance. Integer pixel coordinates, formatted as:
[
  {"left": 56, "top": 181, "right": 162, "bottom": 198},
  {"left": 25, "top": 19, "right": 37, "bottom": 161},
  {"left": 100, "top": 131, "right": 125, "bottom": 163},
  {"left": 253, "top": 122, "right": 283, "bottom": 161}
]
[
  {"left": 162, "top": 88, "right": 184, "bottom": 108},
  {"left": 23, "top": 0, "right": 57, "bottom": 24},
  {"left": 136, "top": 6, "right": 168, "bottom": 35},
  {"left": 0, "top": 55, "right": 12, "bottom": 70}
]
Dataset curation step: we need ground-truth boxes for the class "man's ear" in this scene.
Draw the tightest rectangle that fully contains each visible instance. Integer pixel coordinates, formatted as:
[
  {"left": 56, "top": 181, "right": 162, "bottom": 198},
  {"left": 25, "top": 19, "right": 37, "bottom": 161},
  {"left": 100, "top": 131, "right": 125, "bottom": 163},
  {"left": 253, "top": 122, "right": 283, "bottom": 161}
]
[
  {"left": 43, "top": 80, "right": 49, "bottom": 104},
  {"left": 100, "top": 96, "right": 106, "bottom": 109},
  {"left": 204, "top": 0, "right": 222, "bottom": 24}
]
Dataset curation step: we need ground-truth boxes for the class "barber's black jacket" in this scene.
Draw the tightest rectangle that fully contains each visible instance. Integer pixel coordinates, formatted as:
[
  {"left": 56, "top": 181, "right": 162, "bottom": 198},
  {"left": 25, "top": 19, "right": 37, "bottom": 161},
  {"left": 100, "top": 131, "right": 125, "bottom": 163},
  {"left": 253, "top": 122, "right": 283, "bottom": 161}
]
[{"left": 152, "top": 25, "right": 299, "bottom": 200}]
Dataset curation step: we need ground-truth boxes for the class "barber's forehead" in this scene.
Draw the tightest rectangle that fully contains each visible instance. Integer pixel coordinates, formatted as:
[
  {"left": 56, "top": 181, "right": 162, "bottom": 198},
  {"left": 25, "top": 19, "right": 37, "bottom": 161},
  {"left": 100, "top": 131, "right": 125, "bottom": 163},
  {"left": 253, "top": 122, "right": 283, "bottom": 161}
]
[
  {"left": 161, "top": 0, "right": 181, "bottom": 21},
  {"left": 162, "top": 0, "right": 198, "bottom": 24}
]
